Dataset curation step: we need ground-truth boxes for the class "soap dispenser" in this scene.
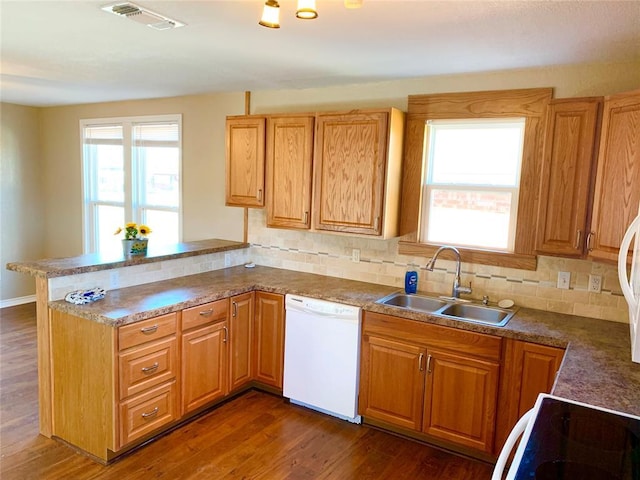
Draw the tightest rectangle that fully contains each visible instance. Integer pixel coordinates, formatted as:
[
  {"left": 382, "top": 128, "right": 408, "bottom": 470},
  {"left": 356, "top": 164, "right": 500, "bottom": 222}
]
[{"left": 405, "top": 270, "right": 418, "bottom": 294}]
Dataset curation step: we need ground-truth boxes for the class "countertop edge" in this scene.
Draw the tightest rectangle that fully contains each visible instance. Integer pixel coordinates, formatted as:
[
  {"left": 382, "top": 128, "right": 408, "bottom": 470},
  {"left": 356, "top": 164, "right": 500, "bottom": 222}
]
[{"left": 6, "top": 239, "right": 248, "bottom": 278}]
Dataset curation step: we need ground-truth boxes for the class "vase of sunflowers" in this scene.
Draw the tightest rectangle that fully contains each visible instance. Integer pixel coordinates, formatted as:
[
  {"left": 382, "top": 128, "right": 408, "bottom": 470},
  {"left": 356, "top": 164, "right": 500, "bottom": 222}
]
[{"left": 115, "top": 222, "right": 152, "bottom": 258}]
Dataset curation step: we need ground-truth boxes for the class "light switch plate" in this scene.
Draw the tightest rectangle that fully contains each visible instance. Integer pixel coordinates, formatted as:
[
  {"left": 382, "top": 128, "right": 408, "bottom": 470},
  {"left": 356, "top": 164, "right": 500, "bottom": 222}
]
[
  {"left": 352, "top": 249, "right": 360, "bottom": 263},
  {"left": 557, "top": 271, "right": 570, "bottom": 290},
  {"left": 588, "top": 274, "right": 602, "bottom": 293}
]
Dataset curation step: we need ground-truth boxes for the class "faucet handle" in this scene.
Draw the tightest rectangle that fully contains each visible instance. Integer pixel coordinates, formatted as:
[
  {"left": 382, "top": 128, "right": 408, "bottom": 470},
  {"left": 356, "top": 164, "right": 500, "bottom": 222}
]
[{"left": 458, "top": 281, "right": 472, "bottom": 295}]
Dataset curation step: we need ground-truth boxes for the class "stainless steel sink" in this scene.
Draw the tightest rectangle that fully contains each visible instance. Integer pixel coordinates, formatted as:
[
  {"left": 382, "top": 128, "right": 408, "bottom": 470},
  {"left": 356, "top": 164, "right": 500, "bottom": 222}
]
[
  {"left": 376, "top": 291, "right": 517, "bottom": 327},
  {"left": 438, "top": 302, "right": 515, "bottom": 327},
  {"left": 376, "top": 292, "right": 448, "bottom": 313}
]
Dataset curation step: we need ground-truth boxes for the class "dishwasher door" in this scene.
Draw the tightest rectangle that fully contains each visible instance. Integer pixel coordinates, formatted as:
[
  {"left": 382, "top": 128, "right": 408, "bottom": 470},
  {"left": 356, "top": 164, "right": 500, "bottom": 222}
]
[{"left": 283, "top": 294, "right": 362, "bottom": 423}]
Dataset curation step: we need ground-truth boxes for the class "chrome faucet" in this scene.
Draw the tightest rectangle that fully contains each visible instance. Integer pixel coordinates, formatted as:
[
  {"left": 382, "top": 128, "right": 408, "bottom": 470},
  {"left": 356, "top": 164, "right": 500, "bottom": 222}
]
[{"left": 425, "top": 246, "right": 472, "bottom": 299}]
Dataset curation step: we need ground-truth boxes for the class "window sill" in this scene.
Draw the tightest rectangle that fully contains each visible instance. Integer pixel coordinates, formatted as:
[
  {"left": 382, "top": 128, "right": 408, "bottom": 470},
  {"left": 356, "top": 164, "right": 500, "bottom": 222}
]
[{"left": 398, "top": 241, "right": 537, "bottom": 271}]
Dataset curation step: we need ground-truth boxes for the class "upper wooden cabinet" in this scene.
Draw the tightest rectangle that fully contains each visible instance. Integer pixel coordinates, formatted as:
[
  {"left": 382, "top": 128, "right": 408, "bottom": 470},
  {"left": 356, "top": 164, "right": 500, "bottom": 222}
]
[
  {"left": 589, "top": 89, "right": 640, "bottom": 263},
  {"left": 225, "top": 116, "right": 266, "bottom": 207},
  {"left": 266, "top": 115, "right": 315, "bottom": 229},
  {"left": 535, "top": 98, "right": 601, "bottom": 257},
  {"left": 312, "top": 108, "right": 405, "bottom": 237}
]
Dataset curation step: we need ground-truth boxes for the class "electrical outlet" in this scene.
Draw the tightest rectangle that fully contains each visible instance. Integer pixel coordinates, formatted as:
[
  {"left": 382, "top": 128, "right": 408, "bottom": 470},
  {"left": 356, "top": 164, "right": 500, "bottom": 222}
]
[
  {"left": 588, "top": 274, "right": 602, "bottom": 293},
  {"left": 224, "top": 253, "right": 231, "bottom": 267},
  {"left": 557, "top": 271, "right": 570, "bottom": 290},
  {"left": 109, "top": 270, "right": 119, "bottom": 289},
  {"left": 352, "top": 248, "right": 360, "bottom": 263}
]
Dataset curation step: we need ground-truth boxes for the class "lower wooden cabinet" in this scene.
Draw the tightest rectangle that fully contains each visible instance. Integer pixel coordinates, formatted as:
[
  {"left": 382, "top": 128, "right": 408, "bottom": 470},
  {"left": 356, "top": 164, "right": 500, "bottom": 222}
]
[
  {"left": 423, "top": 348, "right": 499, "bottom": 452},
  {"left": 359, "top": 312, "right": 501, "bottom": 454},
  {"left": 494, "top": 339, "right": 565, "bottom": 452},
  {"left": 119, "top": 380, "right": 179, "bottom": 446},
  {"left": 253, "top": 291, "right": 285, "bottom": 388},
  {"left": 229, "top": 292, "right": 255, "bottom": 392},
  {"left": 181, "top": 299, "right": 229, "bottom": 415},
  {"left": 359, "top": 335, "right": 425, "bottom": 431}
]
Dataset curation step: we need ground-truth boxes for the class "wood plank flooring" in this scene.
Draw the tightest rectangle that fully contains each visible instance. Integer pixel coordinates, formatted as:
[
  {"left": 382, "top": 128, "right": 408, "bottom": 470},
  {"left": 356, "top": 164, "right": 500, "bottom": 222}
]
[{"left": 0, "top": 303, "right": 494, "bottom": 479}]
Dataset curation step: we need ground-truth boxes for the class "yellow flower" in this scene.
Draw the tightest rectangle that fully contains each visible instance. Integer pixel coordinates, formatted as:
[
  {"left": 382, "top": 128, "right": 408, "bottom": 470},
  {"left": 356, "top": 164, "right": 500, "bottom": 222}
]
[
  {"left": 114, "top": 227, "right": 123, "bottom": 235},
  {"left": 138, "top": 225, "right": 152, "bottom": 236},
  {"left": 126, "top": 222, "right": 137, "bottom": 228}
]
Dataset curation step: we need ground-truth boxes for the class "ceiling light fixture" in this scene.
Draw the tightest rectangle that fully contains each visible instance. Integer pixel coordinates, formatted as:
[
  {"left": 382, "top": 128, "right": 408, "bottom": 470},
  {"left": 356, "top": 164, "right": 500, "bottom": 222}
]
[
  {"left": 259, "top": 0, "right": 281, "bottom": 28},
  {"left": 296, "top": 0, "right": 318, "bottom": 20}
]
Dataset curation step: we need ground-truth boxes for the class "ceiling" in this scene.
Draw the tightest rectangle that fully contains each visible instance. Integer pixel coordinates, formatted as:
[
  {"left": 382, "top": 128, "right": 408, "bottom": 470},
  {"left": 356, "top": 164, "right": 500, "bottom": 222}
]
[{"left": 1, "top": 0, "right": 639, "bottom": 107}]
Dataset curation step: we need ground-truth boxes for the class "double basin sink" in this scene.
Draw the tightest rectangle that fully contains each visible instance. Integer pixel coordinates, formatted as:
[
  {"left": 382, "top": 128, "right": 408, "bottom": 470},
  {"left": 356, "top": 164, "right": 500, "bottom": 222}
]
[{"left": 376, "top": 292, "right": 517, "bottom": 327}]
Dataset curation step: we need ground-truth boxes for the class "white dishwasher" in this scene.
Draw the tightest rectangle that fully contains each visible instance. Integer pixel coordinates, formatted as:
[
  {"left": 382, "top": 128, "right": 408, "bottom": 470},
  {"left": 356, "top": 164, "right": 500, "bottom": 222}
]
[{"left": 283, "top": 294, "right": 362, "bottom": 424}]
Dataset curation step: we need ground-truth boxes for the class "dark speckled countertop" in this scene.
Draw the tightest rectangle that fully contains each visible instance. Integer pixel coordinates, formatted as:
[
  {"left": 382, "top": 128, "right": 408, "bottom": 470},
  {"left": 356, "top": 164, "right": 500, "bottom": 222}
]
[
  {"left": 48, "top": 265, "right": 640, "bottom": 417},
  {"left": 6, "top": 239, "right": 247, "bottom": 278}
]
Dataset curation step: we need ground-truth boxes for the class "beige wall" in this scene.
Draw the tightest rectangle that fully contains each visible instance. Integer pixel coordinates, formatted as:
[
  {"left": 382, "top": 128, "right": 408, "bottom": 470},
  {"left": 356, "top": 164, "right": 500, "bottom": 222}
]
[
  {"left": 1, "top": 103, "right": 45, "bottom": 302},
  {"left": 3, "top": 61, "right": 639, "bottom": 309},
  {"left": 38, "top": 92, "right": 248, "bottom": 258}
]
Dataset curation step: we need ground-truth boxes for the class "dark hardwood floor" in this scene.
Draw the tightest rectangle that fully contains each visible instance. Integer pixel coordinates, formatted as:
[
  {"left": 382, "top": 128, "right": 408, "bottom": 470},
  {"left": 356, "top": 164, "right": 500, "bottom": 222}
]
[{"left": 0, "top": 303, "right": 493, "bottom": 479}]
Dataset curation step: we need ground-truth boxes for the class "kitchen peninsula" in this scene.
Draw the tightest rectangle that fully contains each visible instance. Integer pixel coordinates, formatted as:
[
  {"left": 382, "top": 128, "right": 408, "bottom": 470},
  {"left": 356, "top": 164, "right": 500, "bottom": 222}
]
[{"left": 7, "top": 241, "right": 640, "bottom": 463}]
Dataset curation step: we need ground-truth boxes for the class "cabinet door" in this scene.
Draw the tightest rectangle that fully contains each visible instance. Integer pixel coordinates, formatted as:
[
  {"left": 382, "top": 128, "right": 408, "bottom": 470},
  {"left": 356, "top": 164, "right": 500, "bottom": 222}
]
[
  {"left": 181, "top": 321, "right": 228, "bottom": 415},
  {"left": 229, "top": 292, "right": 254, "bottom": 392},
  {"left": 536, "top": 98, "right": 601, "bottom": 256},
  {"left": 589, "top": 89, "right": 640, "bottom": 262},
  {"left": 423, "top": 349, "right": 499, "bottom": 453},
  {"left": 253, "top": 292, "right": 285, "bottom": 388},
  {"left": 313, "top": 111, "right": 389, "bottom": 235},
  {"left": 494, "top": 340, "right": 565, "bottom": 454},
  {"left": 359, "top": 334, "right": 426, "bottom": 431},
  {"left": 266, "top": 115, "right": 315, "bottom": 229},
  {"left": 225, "top": 116, "right": 266, "bottom": 207}
]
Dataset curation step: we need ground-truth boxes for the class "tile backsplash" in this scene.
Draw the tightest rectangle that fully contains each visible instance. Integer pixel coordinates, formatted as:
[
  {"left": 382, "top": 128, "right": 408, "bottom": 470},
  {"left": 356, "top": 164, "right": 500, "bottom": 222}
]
[
  {"left": 48, "top": 249, "right": 250, "bottom": 301},
  {"left": 248, "top": 209, "right": 629, "bottom": 323}
]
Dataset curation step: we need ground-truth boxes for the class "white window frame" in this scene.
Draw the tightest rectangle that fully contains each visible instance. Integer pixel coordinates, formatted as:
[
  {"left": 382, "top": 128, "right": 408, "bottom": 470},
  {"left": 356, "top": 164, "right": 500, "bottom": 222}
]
[
  {"left": 80, "top": 114, "right": 183, "bottom": 254},
  {"left": 420, "top": 118, "right": 525, "bottom": 252}
]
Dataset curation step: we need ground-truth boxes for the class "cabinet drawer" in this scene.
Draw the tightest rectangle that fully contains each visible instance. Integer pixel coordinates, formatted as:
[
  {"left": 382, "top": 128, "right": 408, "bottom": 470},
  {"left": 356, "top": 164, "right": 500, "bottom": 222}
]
[
  {"left": 119, "top": 381, "right": 178, "bottom": 447},
  {"left": 182, "top": 299, "right": 228, "bottom": 331},
  {"left": 363, "top": 312, "right": 502, "bottom": 362},
  {"left": 119, "top": 313, "right": 177, "bottom": 351},
  {"left": 118, "top": 337, "right": 177, "bottom": 400}
]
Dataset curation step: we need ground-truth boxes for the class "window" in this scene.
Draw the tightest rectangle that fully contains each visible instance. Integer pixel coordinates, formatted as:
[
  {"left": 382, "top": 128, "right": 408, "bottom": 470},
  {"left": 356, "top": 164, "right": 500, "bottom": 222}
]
[
  {"left": 421, "top": 118, "right": 525, "bottom": 252},
  {"left": 81, "top": 115, "right": 182, "bottom": 256},
  {"left": 398, "top": 88, "right": 553, "bottom": 270}
]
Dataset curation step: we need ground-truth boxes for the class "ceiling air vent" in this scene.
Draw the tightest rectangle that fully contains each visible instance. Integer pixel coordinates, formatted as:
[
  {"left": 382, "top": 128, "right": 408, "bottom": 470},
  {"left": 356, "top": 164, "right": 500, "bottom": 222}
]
[{"left": 101, "top": 2, "right": 185, "bottom": 30}]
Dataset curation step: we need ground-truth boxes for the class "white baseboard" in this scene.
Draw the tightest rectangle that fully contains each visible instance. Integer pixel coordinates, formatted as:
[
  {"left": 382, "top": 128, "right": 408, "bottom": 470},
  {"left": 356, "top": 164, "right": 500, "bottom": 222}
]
[{"left": 0, "top": 295, "right": 37, "bottom": 309}]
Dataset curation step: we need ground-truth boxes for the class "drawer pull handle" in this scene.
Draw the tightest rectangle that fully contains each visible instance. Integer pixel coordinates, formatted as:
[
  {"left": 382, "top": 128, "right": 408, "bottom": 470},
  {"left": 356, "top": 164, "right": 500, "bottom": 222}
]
[
  {"left": 223, "top": 326, "right": 228, "bottom": 343},
  {"left": 140, "top": 325, "right": 158, "bottom": 334},
  {"left": 574, "top": 229, "right": 582, "bottom": 250},
  {"left": 418, "top": 353, "right": 424, "bottom": 371},
  {"left": 141, "top": 362, "right": 159, "bottom": 374},
  {"left": 232, "top": 301, "right": 237, "bottom": 318},
  {"left": 426, "top": 354, "right": 433, "bottom": 374},
  {"left": 199, "top": 309, "right": 214, "bottom": 316},
  {"left": 141, "top": 407, "right": 159, "bottom": 419}
]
